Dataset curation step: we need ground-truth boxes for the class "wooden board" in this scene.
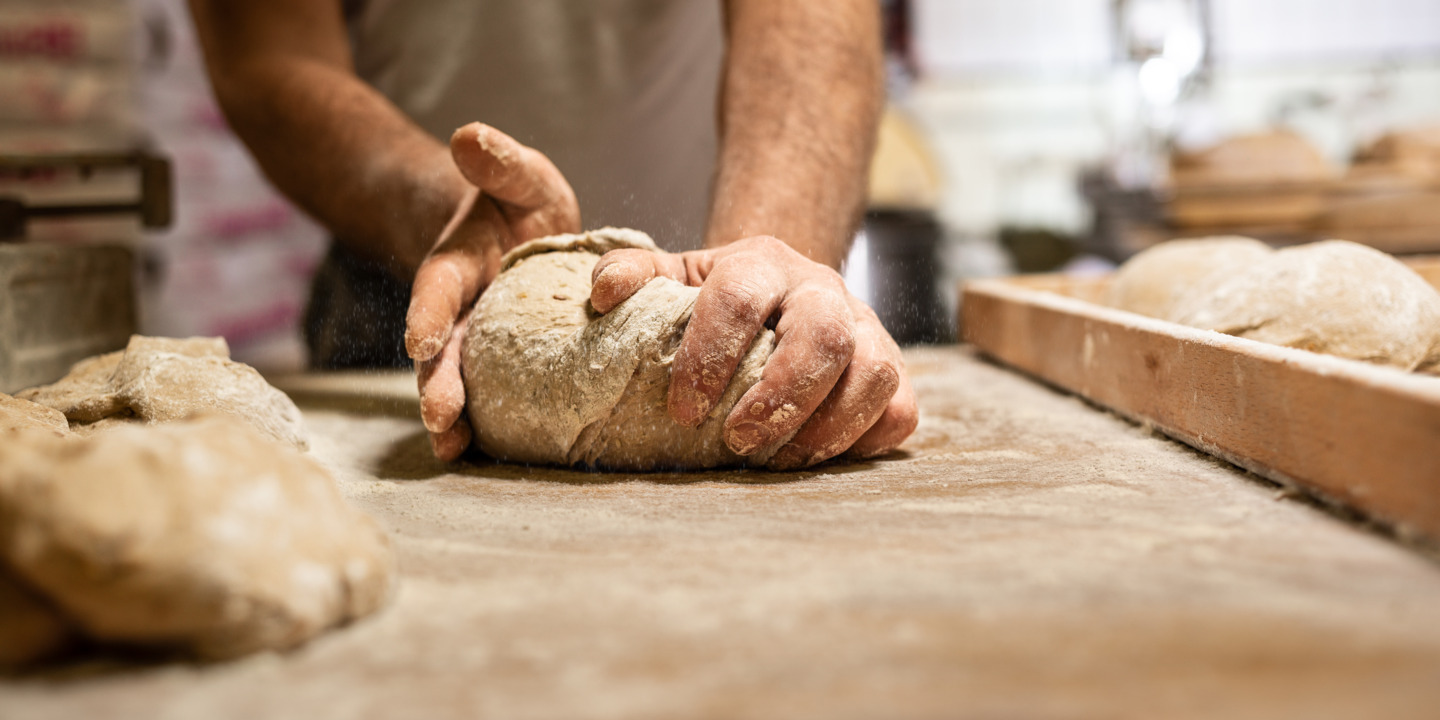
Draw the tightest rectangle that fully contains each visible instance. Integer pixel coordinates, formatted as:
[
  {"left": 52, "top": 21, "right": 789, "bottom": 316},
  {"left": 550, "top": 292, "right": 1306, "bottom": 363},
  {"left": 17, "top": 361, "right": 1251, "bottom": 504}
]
[
  {"left": 961, "top": 261, "right": 1440, "bottom": 543},
  {"left": 0, "top": 245, "right": 135, "bottom": 393}
]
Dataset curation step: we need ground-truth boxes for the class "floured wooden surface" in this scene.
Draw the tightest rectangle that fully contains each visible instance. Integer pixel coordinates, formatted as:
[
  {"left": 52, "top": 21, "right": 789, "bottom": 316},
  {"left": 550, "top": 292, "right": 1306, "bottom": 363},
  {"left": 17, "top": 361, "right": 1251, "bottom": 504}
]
[{"left": 3, "top": 347, "right": 1439, "bottom": 719}]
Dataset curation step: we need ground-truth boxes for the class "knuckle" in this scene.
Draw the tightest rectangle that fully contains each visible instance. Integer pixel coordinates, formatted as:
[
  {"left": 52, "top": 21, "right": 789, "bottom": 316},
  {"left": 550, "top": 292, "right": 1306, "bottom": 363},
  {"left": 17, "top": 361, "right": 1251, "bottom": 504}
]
[
  {"left": 890, "top": 397, "right": 920, "bottom": 436},
  {"left": 861, "top": 359, "right": 902, "bottom": 398},
  {"left": 806, "top": 312, "right": 857, "bottom": 362},
  {"left": 705, "top": 277, "right": 769, "bottom": 328},
  {"left": 755, "top": 235, "right": 789, "bottom": 254},
  {"left": 814, "top": 263, "right": 846, "bottom": 285}
]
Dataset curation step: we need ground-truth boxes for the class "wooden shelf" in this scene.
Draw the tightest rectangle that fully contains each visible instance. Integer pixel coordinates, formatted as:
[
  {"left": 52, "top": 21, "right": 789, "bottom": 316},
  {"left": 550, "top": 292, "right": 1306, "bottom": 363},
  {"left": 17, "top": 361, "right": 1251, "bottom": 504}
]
[{"left": 962, "top": 261, "right": 1440, "bottom": 542}]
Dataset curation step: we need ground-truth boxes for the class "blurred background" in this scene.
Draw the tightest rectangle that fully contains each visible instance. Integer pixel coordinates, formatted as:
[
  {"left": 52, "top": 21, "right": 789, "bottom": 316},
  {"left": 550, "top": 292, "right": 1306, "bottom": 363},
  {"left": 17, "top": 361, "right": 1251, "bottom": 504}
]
[{"left": 2, "top": 0, "right": 1439, "bottom": 367}]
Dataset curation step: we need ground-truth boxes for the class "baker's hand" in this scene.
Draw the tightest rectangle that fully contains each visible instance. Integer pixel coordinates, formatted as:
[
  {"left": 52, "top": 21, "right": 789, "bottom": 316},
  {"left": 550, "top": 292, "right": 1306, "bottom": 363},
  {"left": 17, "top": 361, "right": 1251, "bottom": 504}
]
[
  {"left": 589, "top": 236, "right": 918, "bottom": 469},
  {"left": 406, "top": 123, "right": 580, "bottom": 460}
]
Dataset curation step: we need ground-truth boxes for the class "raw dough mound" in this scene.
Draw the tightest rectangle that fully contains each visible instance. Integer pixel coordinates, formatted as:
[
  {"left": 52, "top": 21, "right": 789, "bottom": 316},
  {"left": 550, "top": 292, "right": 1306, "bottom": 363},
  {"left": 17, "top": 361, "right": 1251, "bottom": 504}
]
[
  {"left": 0, "top": 573, "right": 72, "bottom": 669},
  {"left": 462, "top": 228, "right": 790, "bottom": 470},
  {"left": 0, "top": 416, "right": 395, "bottom": 660},
  {"left": 0, "top": 393, "right": 71, "bottom": 436},
  {"left": 1170, "top": 240, "right": 1440, "bottom": 370},
  {"left": 19, "top": 335, "right": 307, "bottom": 448},
  {"left": 1109, "top": 237, "right": 1273, "bottom": 320}
]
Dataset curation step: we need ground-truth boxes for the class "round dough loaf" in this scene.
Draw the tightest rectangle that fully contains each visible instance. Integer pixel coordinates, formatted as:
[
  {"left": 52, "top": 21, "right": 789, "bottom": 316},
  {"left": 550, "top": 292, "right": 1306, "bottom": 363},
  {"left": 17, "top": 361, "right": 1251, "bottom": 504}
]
[
  {"left": 0, "top": 416, "right": 395, "bottom": 660},
  {"left": 462, "top": 228, "right": 791, "bottom": 470},
  {"left": 1170, "top": 240, "right": 1440, "bottom": 370},
  {"left": 1108, "top": 236, "right": 1273, "bottom": 321}
]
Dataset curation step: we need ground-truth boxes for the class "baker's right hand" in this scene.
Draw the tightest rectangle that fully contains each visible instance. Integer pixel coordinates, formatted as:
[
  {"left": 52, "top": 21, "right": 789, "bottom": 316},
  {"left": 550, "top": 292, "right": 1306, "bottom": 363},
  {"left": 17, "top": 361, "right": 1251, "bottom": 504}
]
[{"left": 406, "top": 123, "right": 580, "bottom": 461}]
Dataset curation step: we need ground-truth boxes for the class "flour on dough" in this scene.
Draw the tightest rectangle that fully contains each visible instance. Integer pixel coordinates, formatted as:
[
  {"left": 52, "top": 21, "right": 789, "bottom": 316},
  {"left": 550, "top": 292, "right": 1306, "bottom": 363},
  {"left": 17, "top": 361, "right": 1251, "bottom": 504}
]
[
  {"left": 19, "top": 335, "right": 307, "bottom": 448},
  {"left": 0, "top": 572, "right": 72, "bottom": 669},
  {"left": 1169, "top": 240, "right": 1440, "bottom": 370},
  {"left": 0, "top": 416, "right": 394, "bottom": 661},
  {"left": 0, "top": 394, "right": 77, "bottom": 669},
  {"left": 462, "top": 228, "right": 792, "bottom": 470},
  {"left": 0, "top": 392, "right": 71, "bottom": 437},
  {"left": 1108, "top": 236, "right": 1273, "bottom": 321}
]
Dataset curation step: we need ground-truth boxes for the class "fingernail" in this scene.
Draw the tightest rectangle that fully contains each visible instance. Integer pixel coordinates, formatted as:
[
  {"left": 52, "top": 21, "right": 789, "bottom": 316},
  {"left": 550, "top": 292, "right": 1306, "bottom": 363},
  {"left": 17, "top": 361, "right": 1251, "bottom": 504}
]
[
  {"left": 594, "top": 261, "right": 621, "bottom": 285},
  {"left": 408, "top": 334, "right": 445, "bottom": 361},
  {"left": 727, "top": 422, "right": 772, "bottom": 455}
]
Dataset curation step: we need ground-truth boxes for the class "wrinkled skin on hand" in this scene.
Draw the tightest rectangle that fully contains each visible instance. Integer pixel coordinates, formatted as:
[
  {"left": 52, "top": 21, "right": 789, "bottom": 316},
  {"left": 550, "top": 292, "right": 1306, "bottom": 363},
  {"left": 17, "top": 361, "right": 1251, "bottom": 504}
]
[
  {"left": 406, "top": 123, "right": 580, "bottom": 460},
  {"left": 589, "top": 236, "right": 918, "bottom": 470},
  {"left": 410, "top": 128, "right": 918, "bottom": 468}
]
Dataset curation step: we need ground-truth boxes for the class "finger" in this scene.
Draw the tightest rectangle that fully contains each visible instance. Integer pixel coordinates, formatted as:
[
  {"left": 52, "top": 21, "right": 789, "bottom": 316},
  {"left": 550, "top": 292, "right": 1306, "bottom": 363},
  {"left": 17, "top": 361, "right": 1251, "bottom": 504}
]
[
  {"left": 766, "top": 322, "right": 901, "bottom": 470},
  {"left": 845, "top": 362, "right": 919, "bottom": 460},
  {"left": 589, "top": 248, "right": 688, "bottom": 314},
  {"left": 667, "top": 256, "right": 787, "bottom": 427},
  {"left": 404, "top": 193, "right": 505, "bottom": 361},
  {"left": 723, "top": 284, "right": 857, "bottom": 455},
  {"left": 416, "top": 308, "right": 471, "bottom": 433},
  {"left": 429, "top": 415, "right": 473, "bottom": 462},
  {"left": 450, "top": 123, "right": 579, "bottom": 236}
]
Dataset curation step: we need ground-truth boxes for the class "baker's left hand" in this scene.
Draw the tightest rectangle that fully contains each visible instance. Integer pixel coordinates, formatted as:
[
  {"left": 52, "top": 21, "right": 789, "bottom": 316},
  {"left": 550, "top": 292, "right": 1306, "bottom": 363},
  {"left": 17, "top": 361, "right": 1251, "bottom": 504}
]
[{"left": 589, "top": 236, "right": 918, "bottom": 469}]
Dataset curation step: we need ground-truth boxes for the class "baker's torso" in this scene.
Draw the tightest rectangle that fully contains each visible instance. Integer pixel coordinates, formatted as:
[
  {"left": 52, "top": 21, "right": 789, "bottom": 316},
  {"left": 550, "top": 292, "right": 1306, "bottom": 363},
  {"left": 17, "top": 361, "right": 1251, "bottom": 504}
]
[{"left": 345, "top": 0, "right": 724, "bottom": 250}]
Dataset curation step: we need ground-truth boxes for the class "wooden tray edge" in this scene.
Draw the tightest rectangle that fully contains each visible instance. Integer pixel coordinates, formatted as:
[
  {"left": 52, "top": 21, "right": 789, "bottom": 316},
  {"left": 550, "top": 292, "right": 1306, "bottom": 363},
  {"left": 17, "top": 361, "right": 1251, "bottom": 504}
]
[{"left": 961, "top": 277, "right": 1440, "bottom": 542}]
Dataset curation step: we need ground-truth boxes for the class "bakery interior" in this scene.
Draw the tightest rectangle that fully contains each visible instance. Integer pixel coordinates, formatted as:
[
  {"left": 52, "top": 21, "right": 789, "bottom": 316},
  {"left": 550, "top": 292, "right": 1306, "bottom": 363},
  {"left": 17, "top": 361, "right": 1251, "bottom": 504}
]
[{"left": 3, "top": 0, "right": 1440, "bottom": 717}]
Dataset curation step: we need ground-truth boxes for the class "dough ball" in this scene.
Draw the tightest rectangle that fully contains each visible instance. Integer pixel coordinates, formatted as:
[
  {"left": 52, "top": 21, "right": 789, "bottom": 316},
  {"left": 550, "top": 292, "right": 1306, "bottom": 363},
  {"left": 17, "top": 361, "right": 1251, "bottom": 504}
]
[
  {"left": 1171, "top": 130, "right": 1336, "bottom": 187},
  {"left": 19, "top": 335, "right": 307, "bottom": 448},
  {"left": 0, "top": 573, "right": 73, "bottom": 669},
  {"left": 0, "top": 393, "right": 71, "bottom": 436},
  {"left": 0, "top": 416, "right": 395, "bottom": 660},
  {"left": 462, "top": 228, "right": 791, "bottom": 470},
  {"left": 1171, "top": 240, "right": 1440, "bottom": 370},
  {"left": 1108, "top": 237, "right": 1273, "bottom": 321}
]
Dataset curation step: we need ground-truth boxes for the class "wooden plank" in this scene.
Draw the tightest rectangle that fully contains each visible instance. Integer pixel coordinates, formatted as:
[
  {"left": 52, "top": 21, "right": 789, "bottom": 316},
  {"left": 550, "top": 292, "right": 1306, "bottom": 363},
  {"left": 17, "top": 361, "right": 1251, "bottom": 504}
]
[
  {"left": 962, "top": 270, "right": 1440, "bottom": 542},
  {"left": 0, "top": 245, "right": 135, "bottom": 393}
]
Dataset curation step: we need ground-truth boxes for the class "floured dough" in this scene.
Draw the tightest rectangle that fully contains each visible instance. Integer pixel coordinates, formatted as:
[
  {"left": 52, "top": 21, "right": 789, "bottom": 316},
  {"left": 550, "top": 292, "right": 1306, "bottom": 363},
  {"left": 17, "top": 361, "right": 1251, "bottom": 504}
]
[
  {"left": 0, "top": 393, "right": 76, "bottom": 669},
  {"left": 1108, "top": 237, "right": 1273, "bottom": 321},
  {"left": 19, "top": 335, "right": 307, "bottom": 448},
  {"left": 462, "top": 228, "right": 790, "bottom": 470},
  {"left": 0, "top": 392, "right": 71, "bottom": 437},
  {"left": 1170, "top": 240, "right": 1440, "bottom": 370},
  {"left": 0, "top": 573, "right": 72, "bottom": 668},
  {"left": 0, "top": 416, "right": 395, "bottom": 660}
]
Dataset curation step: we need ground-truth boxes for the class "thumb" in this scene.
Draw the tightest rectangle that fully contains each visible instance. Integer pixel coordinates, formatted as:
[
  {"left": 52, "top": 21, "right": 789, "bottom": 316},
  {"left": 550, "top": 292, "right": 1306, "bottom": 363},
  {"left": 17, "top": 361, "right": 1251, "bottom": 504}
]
[
  {"left": 450, "top": 123, "right": 579, "bottom": 236},
  {"left": 589, "top": 248, "right": 691, "bottom": 314}
]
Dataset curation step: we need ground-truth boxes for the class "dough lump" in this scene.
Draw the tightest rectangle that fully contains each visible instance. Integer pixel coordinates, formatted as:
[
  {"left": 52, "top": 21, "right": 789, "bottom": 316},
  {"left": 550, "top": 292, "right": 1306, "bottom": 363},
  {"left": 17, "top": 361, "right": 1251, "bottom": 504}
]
[
  {"left": 1108, "top": 236, "right": 1273, "bottom": 321},
  {"left": 0, "top": 393, "right": 76, "bottom": 669},
  {"left": 1169, "top": 240, "right": 1440, "bottom": 370},
  {"left": 19, "top": 335, "right": 307, "bottom": 448},
  {"left": 0, "top": 573, "right": 72, "bottom": 669},
  {"left": 0, "top": 392, "right": 71, "bottom": 437},
  {"left": 0, "top": 416, "right": 394, "bottom": 660},
  {"left": 462, "top": 228, "right": 791, "bottom": 470}
]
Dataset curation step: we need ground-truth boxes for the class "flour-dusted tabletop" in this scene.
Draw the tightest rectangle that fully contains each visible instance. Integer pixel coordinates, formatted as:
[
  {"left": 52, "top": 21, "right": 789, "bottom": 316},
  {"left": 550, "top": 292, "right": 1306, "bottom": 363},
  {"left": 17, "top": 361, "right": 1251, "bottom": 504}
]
[{"left": 5, "top": 347, "right": 1439, "bottom": 719}]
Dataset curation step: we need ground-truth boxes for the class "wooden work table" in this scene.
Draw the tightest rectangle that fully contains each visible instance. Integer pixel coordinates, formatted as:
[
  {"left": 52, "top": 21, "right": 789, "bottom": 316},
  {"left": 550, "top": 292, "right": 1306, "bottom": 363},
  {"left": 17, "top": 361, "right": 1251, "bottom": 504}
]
[{"left": 4, "top": 346, "right": 1439, "bottom": 719}]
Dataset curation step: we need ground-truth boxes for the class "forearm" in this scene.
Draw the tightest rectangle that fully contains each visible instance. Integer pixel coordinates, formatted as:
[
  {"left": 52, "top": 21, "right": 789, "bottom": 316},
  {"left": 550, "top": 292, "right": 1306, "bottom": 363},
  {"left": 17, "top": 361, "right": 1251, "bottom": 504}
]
[
  {"left": 707, "top": 0, "right": 884, "bottom": 269},
  {"left": 215, "top": 62, "right": 463, "bottom": 275},
  {"left": 189, "top": 0, "right": 464, "bottom": 276}
]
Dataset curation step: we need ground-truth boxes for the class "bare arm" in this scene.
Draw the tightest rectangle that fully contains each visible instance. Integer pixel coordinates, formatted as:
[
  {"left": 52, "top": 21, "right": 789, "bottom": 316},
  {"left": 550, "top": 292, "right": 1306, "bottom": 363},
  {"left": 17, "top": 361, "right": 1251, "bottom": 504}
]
[
  {"left": 190, "top": 0, "right": 580, "bottom": 461},
  {"left": 187, "top": 0, "right": 466, "bottom": 275},
  {"left": 590, "top": 1, "right": 915, "bottom": 469},
  {"left": 706, "top": 0, "right": 885, "bottom": 268}
]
